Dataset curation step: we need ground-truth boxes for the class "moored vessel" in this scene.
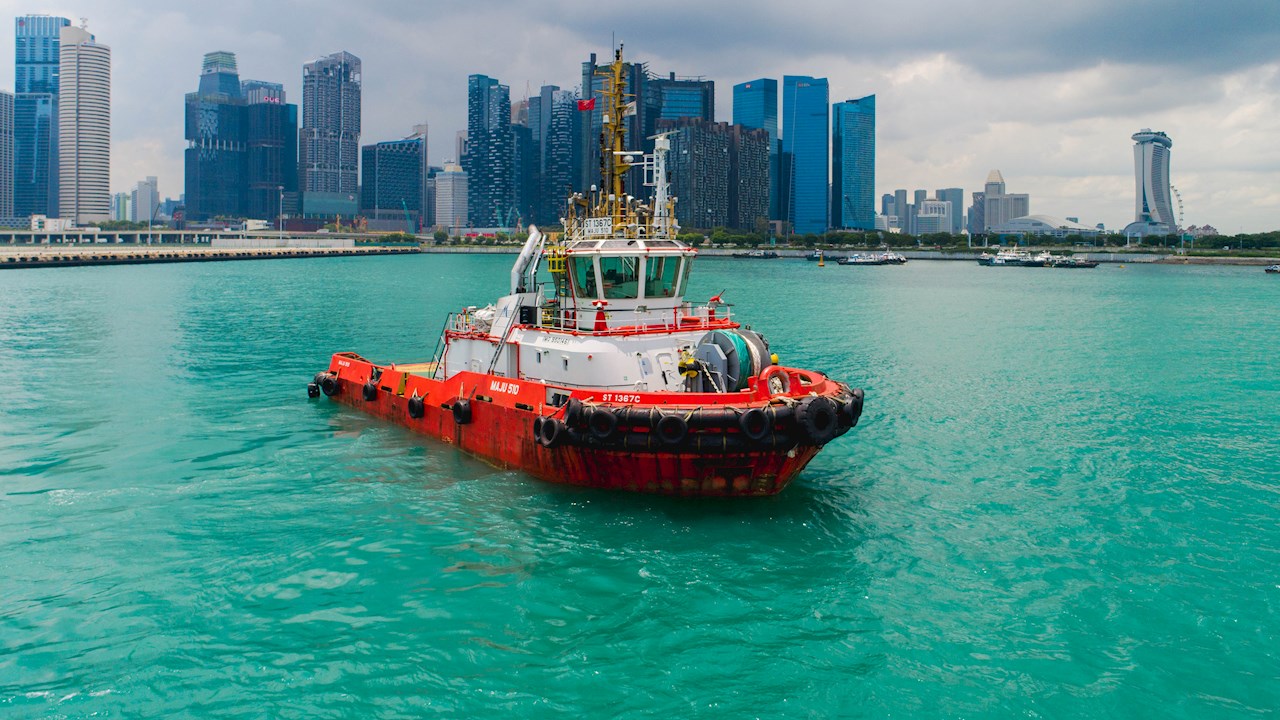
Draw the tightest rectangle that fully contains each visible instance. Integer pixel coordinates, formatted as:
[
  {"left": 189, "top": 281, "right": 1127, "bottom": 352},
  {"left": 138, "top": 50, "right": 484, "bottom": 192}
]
[
  {"left": 732, "top": 249, "right": 780, "bottom": 259},
  {"left": 309, "top": 48, "right": 864, "bottom": 497},
  {"left": 1265, "top": 265, "right": 1279, "bottom": 274},
  {"left": 837, "top": 254, "right": 887, "bottom": 266}
]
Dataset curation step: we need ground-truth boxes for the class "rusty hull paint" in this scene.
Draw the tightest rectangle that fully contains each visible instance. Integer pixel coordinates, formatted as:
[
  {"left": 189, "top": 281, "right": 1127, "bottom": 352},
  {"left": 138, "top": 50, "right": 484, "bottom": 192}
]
[{"left": 320, "top": 352, "right": 837, "bottom": 497}]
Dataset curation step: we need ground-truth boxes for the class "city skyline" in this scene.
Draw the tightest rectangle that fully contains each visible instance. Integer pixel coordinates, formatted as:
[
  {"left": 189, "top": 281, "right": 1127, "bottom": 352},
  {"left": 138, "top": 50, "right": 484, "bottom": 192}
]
[{"left": 1, "top": 1, "right": 1278, "bottom": 232}]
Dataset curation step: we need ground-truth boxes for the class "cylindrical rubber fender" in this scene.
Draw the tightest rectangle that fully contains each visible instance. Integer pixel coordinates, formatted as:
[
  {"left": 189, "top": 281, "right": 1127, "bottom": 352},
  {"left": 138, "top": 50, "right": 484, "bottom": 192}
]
[
  {"left": 796, "top": 396, "right": 839, "bottom": 445},
  {"left": 407, "top": 395, "right": 425, "bottom": 419},
  {"left": 532, "top": 416, "right": 545, "bottom": 441},
  {"left": 615, "top": 406, "right": 654, "bottom": 429},
  {"left": 539, "top": 417, "right": 565, "bottom": 448},
  {"left": 738, "top": 408, "right": 771, "bottom": 442},
  {"left": 587, "top": 407, "right": 619, "bottom": 441},
  {"left": 623, "top": 433, "right": 659, "bottom": 452},
  {"left": 452, "top": 399, "right": 473, "bottom": 425},
  {"left": 688, "top": 407, "right": 736, "bottom": 429},
  {"left": 362, "top": 381, "right": 378, "bottom": 402},
  {"left": 655, "top": 415, "right": 689, "bottom": 447},
  {"left": 307, "top": 382, "right": 320, "bottom": 399},
  {"left": 318, "top": 374, "right": 340, "bottom": 397}
]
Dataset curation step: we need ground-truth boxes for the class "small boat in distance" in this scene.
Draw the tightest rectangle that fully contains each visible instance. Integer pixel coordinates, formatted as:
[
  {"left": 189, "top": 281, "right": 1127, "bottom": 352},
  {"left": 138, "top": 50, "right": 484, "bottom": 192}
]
[
  {"left": 977, "top": 248, "right": 1033, "bottom": 266},
  {"left": 837, "top": 254, "right": 887, "bottom": 266},
  {"left": 732, "top": 249, "right": 779, "bottom": 259},
  {"left": 1265, "top": 265, "right": 1279, "bottom": 274},
  {"left": 805, "top": 250, "right": 824, "bottom": 261},
  {"left": 1050, "top": 256, "right": 1099, "bottom": 269},
  {"left": 879, "top": 252, "right": 908, "bottom": 265}
]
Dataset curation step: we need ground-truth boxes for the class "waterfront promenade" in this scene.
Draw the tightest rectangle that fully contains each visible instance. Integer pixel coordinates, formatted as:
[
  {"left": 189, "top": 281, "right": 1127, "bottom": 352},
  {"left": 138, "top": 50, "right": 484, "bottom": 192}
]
[
  {"left": 4, "top": 238, "right": 1276, "bottom": 269},
  {"left": 0, "top": 243, "right": 419, "bottom": 269}
]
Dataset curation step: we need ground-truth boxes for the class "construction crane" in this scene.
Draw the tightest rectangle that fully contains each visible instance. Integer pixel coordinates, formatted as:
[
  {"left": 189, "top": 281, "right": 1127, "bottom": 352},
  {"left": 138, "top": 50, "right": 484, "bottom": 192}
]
[{"left": 401, "top": 199, "right": 415, "bottom": 235}]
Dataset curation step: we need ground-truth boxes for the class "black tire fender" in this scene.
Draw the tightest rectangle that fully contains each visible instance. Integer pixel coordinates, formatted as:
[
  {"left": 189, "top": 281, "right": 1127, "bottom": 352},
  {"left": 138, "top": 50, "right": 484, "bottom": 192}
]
[
  {"left": 796, "top": 396, "right": 839, "bottom": 445},
  {"left": 407, "top": 395, "right": 425, "bottom": 419},
  {"left": 362, "top": 381, "right": 378, "bottom": 402},
  {"left": 539, "top": 417, "right": 565, "bottom": 448},
  {"left": 452, "top": 399, "right": 472, "bottom": 425},
  {"left": 738, "top": 408, "right": 771, "bottom": 442},
  {"left": 319, "top": 374, "right": 340, "bottom": 397},
  {"left": 588, "top": 407, "right": 619, "bottom": 441},
  {"left": 655, "top": 415, "right": 689, "bottom": 447}
]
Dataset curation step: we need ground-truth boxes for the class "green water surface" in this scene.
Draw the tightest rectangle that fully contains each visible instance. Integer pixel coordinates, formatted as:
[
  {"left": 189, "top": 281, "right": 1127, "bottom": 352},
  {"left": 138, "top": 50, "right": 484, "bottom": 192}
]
[{"left": 1, "top": 256, "right": 1278, "bottom": 717}]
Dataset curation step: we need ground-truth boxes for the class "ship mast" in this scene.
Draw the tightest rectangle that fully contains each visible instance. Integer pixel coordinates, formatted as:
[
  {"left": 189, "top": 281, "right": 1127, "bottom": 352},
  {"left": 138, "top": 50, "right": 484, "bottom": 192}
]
[{"left": 597, "top": 46, "right": 634, "bottom": 233}]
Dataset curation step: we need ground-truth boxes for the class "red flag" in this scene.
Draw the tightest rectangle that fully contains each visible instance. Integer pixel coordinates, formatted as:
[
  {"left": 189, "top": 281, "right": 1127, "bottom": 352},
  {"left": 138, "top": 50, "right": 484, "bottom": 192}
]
[{"left": 577, "top": 97, "right": 596, "bottom": 111}]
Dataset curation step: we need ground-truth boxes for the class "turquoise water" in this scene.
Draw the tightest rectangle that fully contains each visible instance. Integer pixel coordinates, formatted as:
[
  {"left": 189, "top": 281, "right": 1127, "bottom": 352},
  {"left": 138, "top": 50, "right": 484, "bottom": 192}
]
[{"left": 2, "top": 255, "right": 1278, "bottom": 717}]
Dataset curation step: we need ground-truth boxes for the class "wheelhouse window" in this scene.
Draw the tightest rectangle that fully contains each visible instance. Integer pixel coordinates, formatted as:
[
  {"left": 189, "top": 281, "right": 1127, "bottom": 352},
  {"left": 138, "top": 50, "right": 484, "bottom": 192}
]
[
  {"left": 599, "top": 256, "right": 641, "bottom": 299},
  {"left": 567, "top": 256, "right": 598, "bottom": 298},
  {"left": 676, "top": 257, "right": 693, "bottom": 296},
  {"left": 644, "top": 255, "right": 681, "bottom": 298}
]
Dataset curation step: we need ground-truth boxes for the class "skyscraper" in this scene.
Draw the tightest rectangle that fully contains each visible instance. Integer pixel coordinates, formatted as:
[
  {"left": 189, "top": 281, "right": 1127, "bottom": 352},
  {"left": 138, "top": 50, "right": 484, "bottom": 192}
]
[
  {"left": 184, "top": 52, "right": 246, "bottom": 221},
  {"left": 831, "top": 94, "right": 875, "bottom": 230},
  {"left": 131, "top": 175, "right": 157, "bottom": 223},
  {"left": 243, "top": 81, "right": 299, "bottom": 222},
  {"left": 465, "top": 74, "right": 512, "bottom": 228},
  {"left": 660, "top": 117, "right": 730, "bottom": 230},
  {"left": 935, "top": 187, "right": 964, "bottom": 235},
  {"left": 728, "top": 123, "right": 770, "bottom": 232},
  {"left": 434, "top": 162, "right": 468, "bottom": 233},
  {"left": 360, "top": 129, "right": 426, "bottom": 231},
  {"left": 57, "top": 24, "right": 110, "bottom": 225},
  {"left": 733, "top": 78, "right": 780, "bottom": 221},
  {"left": 981, "top": 170, "right": 1030, "bottom": 230},
  {"left": 783, "top": 75, "right": 829, "bottom": 235},
  {"left": 1130, "top": 128, "right": 1174, "bottom": 232},
  {"left": 537, "top": 86, "right": 577, "bottom": 225},
  {"left": 14, "top": 15, "right": 69, "bottom": 218},
  {"left": 0, "top": 91, "right": 13, "bottom": 218},
  {"left": 300, "top": 51, "right": 360, "bottom": 217}
]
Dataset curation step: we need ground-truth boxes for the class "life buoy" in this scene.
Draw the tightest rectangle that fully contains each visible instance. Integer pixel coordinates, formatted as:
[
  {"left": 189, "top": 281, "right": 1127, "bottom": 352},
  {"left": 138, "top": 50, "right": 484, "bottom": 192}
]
[
  {"left": 452, "top": 399, "right": 472, "bottom": 424},
  {"left": 738, "top": 407, "right": 771, "bottom": 442},
  {"left": 588, "top": 407, "right": 619, "bottom": 441},
  {"left": 362, "top": 381, "right": 378, "bottom": 401},
  {"left": 796, "top": 396, "right": 839, "bottom": 445},
  {"left": 760, "top": 366, "right": 791, "bottom": 396},
  {"left": 655, "top": 415, "right": 688, "bottom": 447},
  {"left": 539, "top": 417, "right": 565, "bottom": 448},
  {"left": 407, "top": 395, "right": 425, "bottom": 419},
  {"left": 318, "top": 374, "right": 340, "bottom": 397}
]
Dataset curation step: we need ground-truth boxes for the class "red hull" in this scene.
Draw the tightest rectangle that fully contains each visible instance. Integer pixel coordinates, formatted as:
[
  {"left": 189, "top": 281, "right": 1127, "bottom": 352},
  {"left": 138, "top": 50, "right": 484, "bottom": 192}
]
[{"left": 314, "top": 353, "right": 859, "bottom": 497}]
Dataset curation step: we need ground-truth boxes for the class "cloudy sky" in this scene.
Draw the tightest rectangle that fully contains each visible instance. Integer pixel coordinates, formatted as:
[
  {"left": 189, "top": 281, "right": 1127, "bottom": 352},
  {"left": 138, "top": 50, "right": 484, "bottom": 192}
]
[{"left": 6, "top": 0, "right": 1280, "bottom": 232}]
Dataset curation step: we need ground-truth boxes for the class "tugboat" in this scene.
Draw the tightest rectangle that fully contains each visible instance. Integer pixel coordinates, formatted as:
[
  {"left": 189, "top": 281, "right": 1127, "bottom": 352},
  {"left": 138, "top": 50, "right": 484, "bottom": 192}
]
[{"left": 309, "top": 48, "right": 864, "bottom": 497}]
